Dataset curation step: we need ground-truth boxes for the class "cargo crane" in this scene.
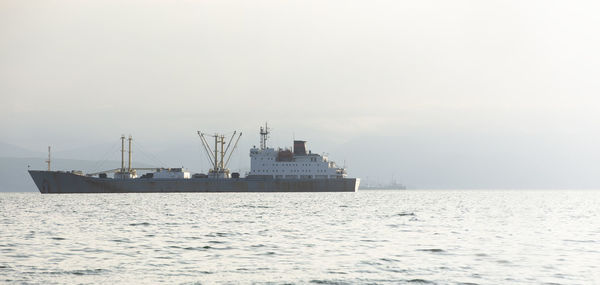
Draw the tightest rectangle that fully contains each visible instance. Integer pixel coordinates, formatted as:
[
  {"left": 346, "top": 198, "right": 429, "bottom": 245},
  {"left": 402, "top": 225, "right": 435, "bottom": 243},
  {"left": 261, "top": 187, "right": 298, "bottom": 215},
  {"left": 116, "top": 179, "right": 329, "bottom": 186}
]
[
  {"left": 87, "top": 135, "right": 160, "bottom": 178},
  {"left": 197, "top": 131, "right": 242, "bottom": 178}
]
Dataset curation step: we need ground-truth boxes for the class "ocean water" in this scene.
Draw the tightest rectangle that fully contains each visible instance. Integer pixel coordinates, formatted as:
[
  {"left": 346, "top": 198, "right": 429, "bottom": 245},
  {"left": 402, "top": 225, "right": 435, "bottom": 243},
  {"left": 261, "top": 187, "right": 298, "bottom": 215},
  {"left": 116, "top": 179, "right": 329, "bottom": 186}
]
[{"left": 1, "top": 190, "right": 599, "bottom": 284}]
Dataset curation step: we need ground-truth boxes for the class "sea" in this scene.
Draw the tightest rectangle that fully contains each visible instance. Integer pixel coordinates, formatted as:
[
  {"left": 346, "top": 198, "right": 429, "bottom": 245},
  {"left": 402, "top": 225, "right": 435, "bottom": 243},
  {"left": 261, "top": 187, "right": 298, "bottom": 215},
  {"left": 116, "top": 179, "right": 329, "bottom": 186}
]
[{"left": 1, "top": 190, "right": 599, "bottom": 284}]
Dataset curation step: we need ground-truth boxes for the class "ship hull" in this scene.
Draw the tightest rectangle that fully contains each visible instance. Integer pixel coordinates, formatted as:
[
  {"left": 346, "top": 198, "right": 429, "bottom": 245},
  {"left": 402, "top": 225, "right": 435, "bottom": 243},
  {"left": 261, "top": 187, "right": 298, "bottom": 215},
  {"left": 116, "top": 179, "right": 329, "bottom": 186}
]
[{"left": 28, "top": 171, "right": 359, "bottom": 193}]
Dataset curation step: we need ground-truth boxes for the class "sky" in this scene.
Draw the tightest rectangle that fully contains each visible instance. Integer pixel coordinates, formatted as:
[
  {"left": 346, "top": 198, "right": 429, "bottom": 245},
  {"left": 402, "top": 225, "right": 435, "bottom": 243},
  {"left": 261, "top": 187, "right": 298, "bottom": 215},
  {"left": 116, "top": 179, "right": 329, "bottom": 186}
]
[{"left": 1, "top": 0, "right": 599, "bottom": 189}]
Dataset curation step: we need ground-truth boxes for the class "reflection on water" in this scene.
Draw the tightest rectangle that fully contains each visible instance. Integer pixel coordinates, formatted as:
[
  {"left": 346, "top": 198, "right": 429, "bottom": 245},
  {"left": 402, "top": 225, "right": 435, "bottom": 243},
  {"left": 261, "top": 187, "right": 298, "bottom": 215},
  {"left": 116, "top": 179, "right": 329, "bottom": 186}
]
[{"left": 1, "top": 190, "right": 600, "bottom": 284}]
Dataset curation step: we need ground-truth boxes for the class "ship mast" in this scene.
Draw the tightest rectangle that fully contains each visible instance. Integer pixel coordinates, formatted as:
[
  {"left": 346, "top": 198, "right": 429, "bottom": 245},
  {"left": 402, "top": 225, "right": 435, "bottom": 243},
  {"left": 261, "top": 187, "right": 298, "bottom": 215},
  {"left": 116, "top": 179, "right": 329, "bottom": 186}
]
[
  {"left": 213, "top": 134, "right": 218, "bottom": 171},
  {"left": 128, "top": 135, "right": 132, "bottom": 172},
  {"left": 260, "top": 122, "right": 270, "bottom": 150},
  {"left": 220, "top": 135, "right": 225, "bottom": 170},
  {"left": 198, "top": 131, "right": 242, "bottom": 178},
  {"left": 120, "top": 135, "right": 125, "bottom": 173},
  {"left": 114, "top": 134, "right": 136, "bottom": 179},
  {"left": 45, "top": 146, "right": 51, "bottom": 171}
]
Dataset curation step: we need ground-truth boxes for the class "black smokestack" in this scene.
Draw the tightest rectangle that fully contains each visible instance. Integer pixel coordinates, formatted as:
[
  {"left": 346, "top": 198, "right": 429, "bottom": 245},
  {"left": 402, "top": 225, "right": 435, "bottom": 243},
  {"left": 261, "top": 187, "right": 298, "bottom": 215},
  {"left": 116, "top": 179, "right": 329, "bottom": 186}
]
[{"left": 293, "top": 140, "right": 307, "bottom": 155}]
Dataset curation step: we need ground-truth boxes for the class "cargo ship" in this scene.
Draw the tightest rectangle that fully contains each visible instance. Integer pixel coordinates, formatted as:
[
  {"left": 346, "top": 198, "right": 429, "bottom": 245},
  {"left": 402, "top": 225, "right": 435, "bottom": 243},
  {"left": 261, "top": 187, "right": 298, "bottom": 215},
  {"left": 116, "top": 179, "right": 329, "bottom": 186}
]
[{"left": 28, "top": 124, "right": 360, "bottom": 193}]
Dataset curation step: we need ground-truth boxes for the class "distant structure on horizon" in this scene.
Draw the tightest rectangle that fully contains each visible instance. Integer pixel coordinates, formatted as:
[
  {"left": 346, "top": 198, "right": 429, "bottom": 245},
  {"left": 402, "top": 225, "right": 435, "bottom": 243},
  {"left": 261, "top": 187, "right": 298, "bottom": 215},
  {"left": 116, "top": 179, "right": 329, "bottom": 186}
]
[{"left": 359, "top": 177, "right": 407, "bottom": 190}]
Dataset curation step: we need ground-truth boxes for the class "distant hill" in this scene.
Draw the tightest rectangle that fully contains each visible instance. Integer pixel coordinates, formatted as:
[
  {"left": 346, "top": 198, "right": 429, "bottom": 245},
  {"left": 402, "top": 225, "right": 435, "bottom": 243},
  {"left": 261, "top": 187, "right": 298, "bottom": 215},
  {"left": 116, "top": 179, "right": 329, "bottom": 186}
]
[
  {"left": 0, "top": 142, "right": 44, "bottom": 158},
  {"left": 0, "top": 157, "right": 156, "bottom": 192}
]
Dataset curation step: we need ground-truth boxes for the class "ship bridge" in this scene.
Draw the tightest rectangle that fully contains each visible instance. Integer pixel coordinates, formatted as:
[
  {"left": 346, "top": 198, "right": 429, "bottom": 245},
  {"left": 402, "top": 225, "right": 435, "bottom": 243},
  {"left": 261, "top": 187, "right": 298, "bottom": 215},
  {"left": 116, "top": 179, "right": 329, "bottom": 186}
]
[{"left": 248, "top": 124, "right": 347, "bottom": 179}]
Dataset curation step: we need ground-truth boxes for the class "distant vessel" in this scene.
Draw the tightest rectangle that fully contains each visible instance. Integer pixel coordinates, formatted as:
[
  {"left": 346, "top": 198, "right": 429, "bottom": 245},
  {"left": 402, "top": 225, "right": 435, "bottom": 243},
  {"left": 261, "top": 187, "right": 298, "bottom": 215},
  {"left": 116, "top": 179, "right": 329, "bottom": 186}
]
[
  {"left": 359, "top": 177, "right": 406, "bottom": 190},
  {"left": 28, "top": 124, "right": 360, "bottom": 193},
  {"left": 359, "top": 182, "right": 407, "bottom": 190}
]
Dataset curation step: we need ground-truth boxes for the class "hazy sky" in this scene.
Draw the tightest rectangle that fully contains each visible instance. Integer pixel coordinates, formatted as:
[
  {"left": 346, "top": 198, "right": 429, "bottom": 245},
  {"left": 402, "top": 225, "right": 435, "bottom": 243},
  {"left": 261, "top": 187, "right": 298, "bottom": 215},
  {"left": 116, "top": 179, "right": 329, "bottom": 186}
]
[{"left": 1, "top": 0, "right": 599, "bottom": 188}]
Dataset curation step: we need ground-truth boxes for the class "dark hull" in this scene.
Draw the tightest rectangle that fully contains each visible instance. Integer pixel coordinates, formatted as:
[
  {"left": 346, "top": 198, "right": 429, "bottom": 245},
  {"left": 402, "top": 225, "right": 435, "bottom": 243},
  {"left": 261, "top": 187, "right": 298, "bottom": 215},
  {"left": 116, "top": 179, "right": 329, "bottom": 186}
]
[{"left": 28, "top": 171, "right": 359, "bottom": 193}]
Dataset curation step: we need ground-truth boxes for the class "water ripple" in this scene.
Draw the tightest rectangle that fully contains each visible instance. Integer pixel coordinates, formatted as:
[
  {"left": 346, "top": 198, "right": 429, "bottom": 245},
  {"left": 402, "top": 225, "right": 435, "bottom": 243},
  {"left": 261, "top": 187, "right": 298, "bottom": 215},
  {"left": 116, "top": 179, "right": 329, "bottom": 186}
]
[{"left": 1, "top": 190, "right": 599, "bottom": 284}]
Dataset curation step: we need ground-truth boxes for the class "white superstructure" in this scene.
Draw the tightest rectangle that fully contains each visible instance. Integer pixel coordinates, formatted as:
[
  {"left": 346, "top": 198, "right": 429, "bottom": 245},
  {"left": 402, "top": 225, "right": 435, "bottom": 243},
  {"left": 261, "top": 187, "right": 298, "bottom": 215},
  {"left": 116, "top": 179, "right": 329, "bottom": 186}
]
[
  {"left": 248, "top": 124, "right": 347, "bottom": 179},
  {"left": 152, "top": 168, "right": 191, "bottom": 179},
  {"left": 90, "top": 126, "right": 347, "bottom": 181}
]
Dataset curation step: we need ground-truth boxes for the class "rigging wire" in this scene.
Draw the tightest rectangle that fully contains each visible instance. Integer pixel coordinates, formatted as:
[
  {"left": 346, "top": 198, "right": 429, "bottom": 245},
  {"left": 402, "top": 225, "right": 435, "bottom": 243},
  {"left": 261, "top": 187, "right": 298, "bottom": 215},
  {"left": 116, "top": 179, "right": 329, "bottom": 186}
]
[
  {"left": 199, "top": 140, "right": 212, "bottom": 173},
  {"left": 131, "top": 140, "right": 168, "bottom": 168},
  {"left": 90, "top": 139, "right": 122, "bottom": 173},
  {"left": 197, "top": 131, "right": 216, "bottom": 173}
]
